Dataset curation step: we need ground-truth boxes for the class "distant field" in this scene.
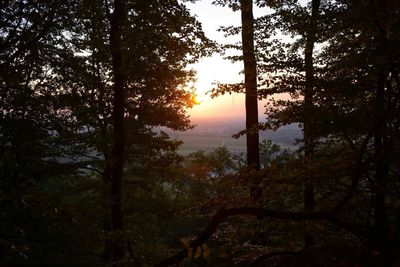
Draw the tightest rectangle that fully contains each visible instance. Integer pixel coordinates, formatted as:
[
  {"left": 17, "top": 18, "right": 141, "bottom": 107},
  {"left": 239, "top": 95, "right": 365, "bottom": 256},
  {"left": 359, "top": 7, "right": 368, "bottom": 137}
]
[
  {"left": 172, "top": 135, "right": 246, "bottom": 155},
  {"left": 170, "top": 134, "right": 298, "bottom": 155},
  {"left": 162, "top": 119, "right": 301, "bottom": 155}
]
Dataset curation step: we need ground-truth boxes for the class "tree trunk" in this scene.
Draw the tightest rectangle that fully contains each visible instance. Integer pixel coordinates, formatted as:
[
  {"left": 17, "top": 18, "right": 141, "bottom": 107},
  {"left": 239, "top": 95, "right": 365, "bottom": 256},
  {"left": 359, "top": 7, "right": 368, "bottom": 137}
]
[
  {"left": 241, "top": 0, "right": 261, "bottom": 202},
  {"left": 109, "top": 0, "right": 125, "bottom": 263},
  {"left": 241, "top": 0, "right": 260, "bottom": 172},
  {"left": 102, "top": 167, "right": 113, "bottom": 262},
  {"left": 374, "top": 71, "right": 389, "bottom": 248},
  {"left": 303, "top": 0, "right": 320, "bottom": 247}
]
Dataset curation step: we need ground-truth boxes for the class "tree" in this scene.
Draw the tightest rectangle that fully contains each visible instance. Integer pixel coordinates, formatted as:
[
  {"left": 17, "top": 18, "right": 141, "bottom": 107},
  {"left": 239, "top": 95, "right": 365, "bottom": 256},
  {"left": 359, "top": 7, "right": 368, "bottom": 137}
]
[
  {"left": 0, "top": 1, "right": 88, "bottom": 263},
  {"left": 303, "top": 0, "right": 320, "bottom": 248},
  {"left": 108, "top": 0, "right": 125, "bottom": 262},
  {"left": 156, "top": 0, "right": 400, "bottom": 265},
  {"left": 211, "top": 0, "right": 263, "bottom": 202},
  {"left": 240, "top": 0, "right": 263, "bottom": 204},
  {"left": 1, "top": 0, "right": 213, "bottom": 264},
  {"left": 257, "top": 0, "right": 400, "bottom": 252},
  {"left": 241, "top": 0, "right": 261, "bottom": 172},
  {"left": 62, "top": 0, "right": 212, "bottom": 263}
]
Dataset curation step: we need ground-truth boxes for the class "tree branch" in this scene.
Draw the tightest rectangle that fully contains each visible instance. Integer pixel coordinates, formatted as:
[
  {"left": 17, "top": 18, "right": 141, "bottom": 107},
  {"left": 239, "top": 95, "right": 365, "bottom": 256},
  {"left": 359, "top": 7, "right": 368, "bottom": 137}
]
[{"left": 155, "top": 207, "right": 344, "bottom": 267}]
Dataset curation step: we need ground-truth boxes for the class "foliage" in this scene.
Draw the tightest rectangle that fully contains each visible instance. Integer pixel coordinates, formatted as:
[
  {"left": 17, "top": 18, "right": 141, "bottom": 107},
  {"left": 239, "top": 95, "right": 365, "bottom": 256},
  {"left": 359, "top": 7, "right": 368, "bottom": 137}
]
[
  {"left": 1, "top": 0, "right": 213, "bottom": 265},
  {"left": 156, "top": 0, "right": 400, "bottom": 266},
  {"left": 1, "top": 0, "right": 400, "bottom": 266}
]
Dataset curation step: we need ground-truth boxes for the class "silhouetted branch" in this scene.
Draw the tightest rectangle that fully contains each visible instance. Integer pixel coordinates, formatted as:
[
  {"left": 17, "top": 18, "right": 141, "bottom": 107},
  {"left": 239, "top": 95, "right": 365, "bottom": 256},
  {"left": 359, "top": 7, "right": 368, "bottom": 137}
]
[
  {"left": 154, "top": 207, "right": 368, "bottom": 267},
  {"left": 155, "top": 63, "right": 400, "bottom": 267}
]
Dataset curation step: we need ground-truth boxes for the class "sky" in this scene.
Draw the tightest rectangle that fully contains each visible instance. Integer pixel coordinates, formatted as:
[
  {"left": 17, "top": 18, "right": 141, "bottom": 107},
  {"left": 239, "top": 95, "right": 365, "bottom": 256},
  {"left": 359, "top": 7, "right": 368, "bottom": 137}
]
[{"left": 183, "top": 0, "right": 268, "bottom": 120}]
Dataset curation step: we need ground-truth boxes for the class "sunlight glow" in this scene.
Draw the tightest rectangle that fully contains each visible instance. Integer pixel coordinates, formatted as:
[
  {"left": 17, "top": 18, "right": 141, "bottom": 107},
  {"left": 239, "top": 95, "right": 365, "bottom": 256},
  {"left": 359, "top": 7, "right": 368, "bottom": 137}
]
[
  {"left": 192, "top": 93, "right": 210, "bottom": 104},
  {"left": 184, "top": 0, "right": 292, "bottom": 121}
]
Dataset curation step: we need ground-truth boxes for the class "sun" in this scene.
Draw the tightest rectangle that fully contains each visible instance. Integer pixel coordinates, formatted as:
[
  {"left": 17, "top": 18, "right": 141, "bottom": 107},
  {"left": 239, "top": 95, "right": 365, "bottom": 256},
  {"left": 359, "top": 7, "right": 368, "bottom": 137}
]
[
  {"left": 188, "top": 84, "right": 211, "bottom": 105},
  {"left": 193, "top": 94, "right": 208, "bottom": 104}
]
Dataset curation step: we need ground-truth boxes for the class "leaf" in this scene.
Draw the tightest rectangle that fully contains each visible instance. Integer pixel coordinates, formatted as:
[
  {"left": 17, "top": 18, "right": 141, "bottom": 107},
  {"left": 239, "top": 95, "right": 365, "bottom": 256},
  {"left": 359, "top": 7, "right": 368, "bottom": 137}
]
[
  {"left": 202, "top": 244, "right": 210, "bottom": 258},
  {"left": 180, "top": 238, "right": 189, "bottom": 249},
  {"left": 194, "top": 247, "right": 202, "bottom": 258},
  {"left": 187, "top": 247, "right": 193, "bottom": 259}
]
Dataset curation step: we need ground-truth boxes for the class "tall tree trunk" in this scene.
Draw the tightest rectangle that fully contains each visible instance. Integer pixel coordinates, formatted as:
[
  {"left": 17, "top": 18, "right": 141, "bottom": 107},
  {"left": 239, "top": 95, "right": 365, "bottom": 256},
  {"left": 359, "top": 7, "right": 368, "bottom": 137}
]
[
  {"left": 102, "top": 167, "right": 113, "bottom": 262},
  {"left": 92, "top": 36, "right": 115, "bottom": 262},
  {"left": 241, "top": 0, "right": 259, "bottom": 170},
  {"left": 303, "top": 0, "right": 320, "bottom": 247},
  {"left": 374, "top": 71, "right": 389, "bottom": 248},
  {"left": 240, "top": 0, "right": 261, "bottom": 202},
  {"left": 109, "top": 0, "right": 125, "bottom": 263}
]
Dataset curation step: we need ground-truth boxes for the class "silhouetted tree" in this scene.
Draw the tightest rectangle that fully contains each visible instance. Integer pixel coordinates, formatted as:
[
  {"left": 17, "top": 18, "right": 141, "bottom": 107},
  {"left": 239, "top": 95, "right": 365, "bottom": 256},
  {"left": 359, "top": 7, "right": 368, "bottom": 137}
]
[{"left": 303, "top": 0, "right": 320, "bottom": 248}]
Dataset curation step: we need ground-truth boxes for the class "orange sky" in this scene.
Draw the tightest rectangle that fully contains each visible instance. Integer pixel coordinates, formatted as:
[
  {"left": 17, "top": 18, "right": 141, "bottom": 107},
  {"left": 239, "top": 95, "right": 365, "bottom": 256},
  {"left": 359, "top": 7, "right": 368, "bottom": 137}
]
[
  {"left": 182, "top": 1, "right": 304, "bottom": 121},
  {"left": 187, "top": 55, "right": 245, "bottom": 119},
  {"left": 184, "top": 1, "right": 273, "bottom": 120}
]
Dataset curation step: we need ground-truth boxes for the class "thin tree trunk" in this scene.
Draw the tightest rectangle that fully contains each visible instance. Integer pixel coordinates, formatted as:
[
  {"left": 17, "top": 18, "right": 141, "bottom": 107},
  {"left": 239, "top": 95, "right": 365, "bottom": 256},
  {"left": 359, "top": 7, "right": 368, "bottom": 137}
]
[
  {"left": 90, "top": 33, "right": 115, "bottom": 262},
  {"left": 109, "top": 0, "right": 125, "bottom": 262},
  {"left": 241, "top": 0, "right": 260, "bottom": 171},
  {"left": 240, "top": 0, "right": 261, "bottom": 202},
  {"left": 102, "top": 167, "right": 113, "bottom": 262},
  {"left": 303, "top": 0, "right": 320, "bottom": 247},
  {"left": 370, "top": 0, "right": 391, "bottom": 249},
  {"left": 374, "top": 71, "right": 389, "bottom": 248}
]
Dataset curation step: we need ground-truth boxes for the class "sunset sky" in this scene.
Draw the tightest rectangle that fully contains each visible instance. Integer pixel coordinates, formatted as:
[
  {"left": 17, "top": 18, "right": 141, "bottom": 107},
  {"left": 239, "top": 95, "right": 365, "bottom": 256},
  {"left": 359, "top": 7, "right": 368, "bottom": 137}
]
[
  {"left": 185, "top": 0, "right": 267, "bottom": 120},
  {"left": 184, "top": 1, "right": 299, "bottom": 121}
]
